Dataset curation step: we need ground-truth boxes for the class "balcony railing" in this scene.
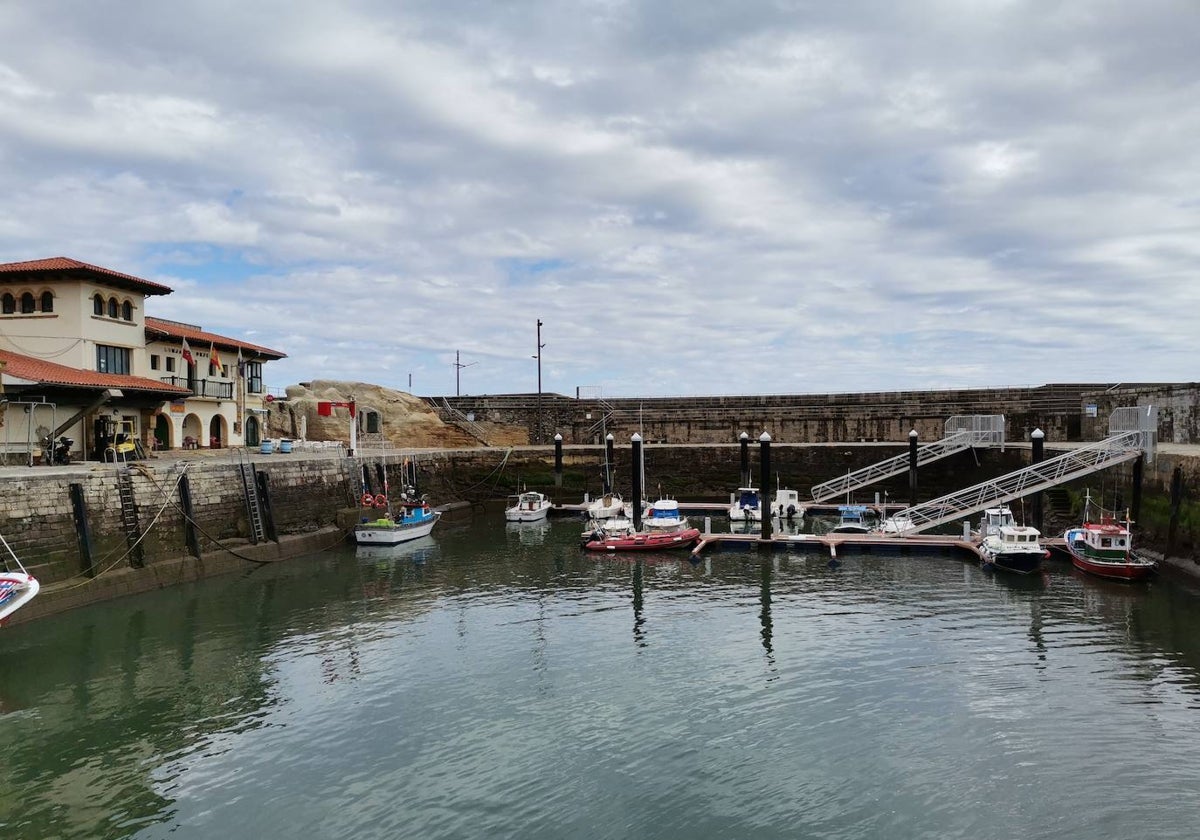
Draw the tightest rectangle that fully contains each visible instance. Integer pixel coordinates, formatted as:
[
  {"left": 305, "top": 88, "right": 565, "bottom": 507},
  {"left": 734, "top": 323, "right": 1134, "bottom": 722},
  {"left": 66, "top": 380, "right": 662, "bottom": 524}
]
[{"left": 159, "top": 376, "right": 234, "bottom": 400}]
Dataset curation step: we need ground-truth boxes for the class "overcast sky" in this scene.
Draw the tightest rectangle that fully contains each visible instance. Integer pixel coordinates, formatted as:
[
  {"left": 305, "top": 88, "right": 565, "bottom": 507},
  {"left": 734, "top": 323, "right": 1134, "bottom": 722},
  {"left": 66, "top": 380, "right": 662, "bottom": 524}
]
[{"left": 1, "top": 1, "right": 1197, "bottom": 398}]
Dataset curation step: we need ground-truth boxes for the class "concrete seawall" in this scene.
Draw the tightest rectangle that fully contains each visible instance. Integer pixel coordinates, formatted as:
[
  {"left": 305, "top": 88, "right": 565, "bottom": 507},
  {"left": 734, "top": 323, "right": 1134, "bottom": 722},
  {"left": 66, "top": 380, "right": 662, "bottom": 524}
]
[{"left": 3, "top": 441, "right": 1197, "bottom": 624}]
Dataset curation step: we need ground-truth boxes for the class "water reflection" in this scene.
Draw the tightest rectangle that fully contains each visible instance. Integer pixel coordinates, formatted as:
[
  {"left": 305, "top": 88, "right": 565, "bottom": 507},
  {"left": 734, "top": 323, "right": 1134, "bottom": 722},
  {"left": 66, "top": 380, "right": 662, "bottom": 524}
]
[{"left": 3, "top": 514, "right": 1200, "bottom": 839}]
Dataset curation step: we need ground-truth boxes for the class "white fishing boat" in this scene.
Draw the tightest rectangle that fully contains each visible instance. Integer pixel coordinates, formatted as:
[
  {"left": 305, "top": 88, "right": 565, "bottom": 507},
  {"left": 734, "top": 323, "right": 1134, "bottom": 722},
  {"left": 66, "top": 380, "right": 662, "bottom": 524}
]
[
  {"left": 354, "top": 496, "right": 441, "bottom": 545},
  {"left": 770, "top": 486, "right": 804, "bottom": 521},
  {"left": 642, "top": 497, "right": 690, "bottom": 532},
  {"left": 586, "top": 491, "right": 625, "bottom": 520},
  {"left": 728, "top": 486, "right": 762, "bottom": 522},
  {"left": 505, "top": 489, "right": 552, "bottom": 522},
  {"left": 829, "top": 504, "right": 872, "bottom": 534},
  {"left": 980, "top": 523, "right": 1046, "bottom": 575},
  {"left": 1, "top": 532, "right": 39, "bottom": 625}
]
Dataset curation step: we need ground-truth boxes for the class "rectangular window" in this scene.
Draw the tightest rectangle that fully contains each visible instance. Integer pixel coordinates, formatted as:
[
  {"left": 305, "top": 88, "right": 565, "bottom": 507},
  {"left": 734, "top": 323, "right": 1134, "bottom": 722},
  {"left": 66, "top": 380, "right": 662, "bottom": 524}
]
[
  {"left": 96, "top": 344, "right": 131, "bottom": 375},
  {"left": 150, "top": 354, "right": 160, "bottom": 371},
  {"left": 166, "top": 356, "right": 176, "bottom": 373},
  {"left": 246, "top": 361, "right": 263, "bottom": 393}
]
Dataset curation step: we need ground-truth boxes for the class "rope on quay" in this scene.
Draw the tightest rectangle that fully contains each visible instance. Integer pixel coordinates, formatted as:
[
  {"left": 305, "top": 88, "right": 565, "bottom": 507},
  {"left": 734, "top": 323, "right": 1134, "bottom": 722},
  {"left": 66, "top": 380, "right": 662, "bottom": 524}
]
[{"left": 439, "top": 447, "right": 514, "bottom": 506}]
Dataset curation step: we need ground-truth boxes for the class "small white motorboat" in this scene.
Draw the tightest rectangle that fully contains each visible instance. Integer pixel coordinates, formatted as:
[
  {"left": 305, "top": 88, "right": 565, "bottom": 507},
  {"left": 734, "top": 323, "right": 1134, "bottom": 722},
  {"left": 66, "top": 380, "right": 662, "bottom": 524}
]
[
  {"left": 505, "top": 489, "right": 552, "bottom": 522},
  {"left": 586, "top": 491, "right": 625, "bottom": 520},
  {"left": 728, "top": 486, "right": 762, "bottom": 522}
]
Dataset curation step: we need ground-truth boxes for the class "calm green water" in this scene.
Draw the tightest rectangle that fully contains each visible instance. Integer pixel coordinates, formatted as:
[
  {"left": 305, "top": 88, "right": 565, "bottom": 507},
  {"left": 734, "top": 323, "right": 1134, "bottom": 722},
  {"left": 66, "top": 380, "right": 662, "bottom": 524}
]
[{"left": 4, "top": 511, "right": 1200, "bottom": 839}]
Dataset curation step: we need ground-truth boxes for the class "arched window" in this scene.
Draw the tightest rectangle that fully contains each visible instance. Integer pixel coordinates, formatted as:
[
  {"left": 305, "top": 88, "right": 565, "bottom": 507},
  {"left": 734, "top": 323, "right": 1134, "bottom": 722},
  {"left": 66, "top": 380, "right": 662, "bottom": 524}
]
[
  {"left": 1, "top": 293, "right": 14, "bottom": 314},
  {"left": 93, "top": 294, "right": 104, "bottom": 315},
  {"left": 121, "top": 300, "right": 132, "bottom": 321},
  {"left": 108, "top": 297, "right": 118, "bottom": 318},
  {"left": 20, "top": 293, "right": 35, "bottom": 314},
  {"left": 40, "top": 291, "right": 54, "bottom": 313}
]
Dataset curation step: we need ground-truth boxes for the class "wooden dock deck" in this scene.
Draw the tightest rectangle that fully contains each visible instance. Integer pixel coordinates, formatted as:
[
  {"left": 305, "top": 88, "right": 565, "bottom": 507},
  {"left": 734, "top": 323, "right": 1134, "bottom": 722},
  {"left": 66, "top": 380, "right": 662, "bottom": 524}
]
[{"left": 687, "top": 532, "right": 1068, "bottom": 561}]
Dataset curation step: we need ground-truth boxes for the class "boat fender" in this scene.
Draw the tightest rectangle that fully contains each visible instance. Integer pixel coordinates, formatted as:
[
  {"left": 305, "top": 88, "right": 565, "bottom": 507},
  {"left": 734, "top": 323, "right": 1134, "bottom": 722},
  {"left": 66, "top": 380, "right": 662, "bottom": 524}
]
[
  {"left": 361, "top": 493, "right": 375, "bottom": 507},
  {"left": 374, "top": 494, "right": 388, "bottom": 509}
]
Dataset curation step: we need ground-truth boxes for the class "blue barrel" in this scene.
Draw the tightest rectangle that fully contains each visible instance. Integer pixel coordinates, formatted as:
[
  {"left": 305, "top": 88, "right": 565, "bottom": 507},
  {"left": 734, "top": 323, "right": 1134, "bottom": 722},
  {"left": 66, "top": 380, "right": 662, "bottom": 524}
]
[
  {"left": 260, "top": 440, "right": 273, "bottom": 454},
  {"left": 280, "top": 439, "right": 293, "bottom": 454}
]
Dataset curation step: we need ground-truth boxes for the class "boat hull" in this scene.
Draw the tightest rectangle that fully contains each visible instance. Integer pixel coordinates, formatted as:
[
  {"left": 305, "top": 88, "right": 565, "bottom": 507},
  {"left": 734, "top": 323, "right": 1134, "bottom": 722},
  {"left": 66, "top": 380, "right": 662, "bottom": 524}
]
[
  {"left": 1067, "top": 550, "right": 1156, "bottom": 581},
  {"left": 505, "top": 505, "right": 551, "bottom": 522},
  {"left": 1063, "top": 527, "right": 1156, "bottom": 581},
  {"left": 982, "top": 549, "right": 1045, "bottom": 575},
  {"left": 354, "top": 513, "right": 440, "bottom": 545},
  {"left": 583, "top": 528, "right": 701, "bottom": 552},
  {"left": 0, "top": 572, "right": 40, "bottom": 623}
]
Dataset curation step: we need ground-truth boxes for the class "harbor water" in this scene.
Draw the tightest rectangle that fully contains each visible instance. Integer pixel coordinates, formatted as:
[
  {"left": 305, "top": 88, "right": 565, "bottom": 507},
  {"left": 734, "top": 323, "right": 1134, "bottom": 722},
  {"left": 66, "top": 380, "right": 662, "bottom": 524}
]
[{"left": 3, "top": 510, "right": 1200, "bottom": 839}]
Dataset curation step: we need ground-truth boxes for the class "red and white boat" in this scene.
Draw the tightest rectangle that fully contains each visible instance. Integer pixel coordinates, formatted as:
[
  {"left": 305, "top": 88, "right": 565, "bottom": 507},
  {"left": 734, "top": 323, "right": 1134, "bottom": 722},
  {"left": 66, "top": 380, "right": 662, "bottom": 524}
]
[
  {"left": 582, "top": 520, "right": 701, "bottom": 552},
  {"left": 1062, "top": 493, "right": 1155, "bottom": 581},
  {"left": 1, "top": 531, "right": 40, "bottom": 625}
]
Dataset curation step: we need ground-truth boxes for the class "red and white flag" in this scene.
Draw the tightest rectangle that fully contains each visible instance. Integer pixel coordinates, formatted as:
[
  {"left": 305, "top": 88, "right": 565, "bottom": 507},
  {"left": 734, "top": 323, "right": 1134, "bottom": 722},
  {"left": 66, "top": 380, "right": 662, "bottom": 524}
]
[
  {"left": 317, "top": 400, "right": 356, "bottom": 417},
  {"left": 181, "top": 337, "right": 194, "bottom": 365}
]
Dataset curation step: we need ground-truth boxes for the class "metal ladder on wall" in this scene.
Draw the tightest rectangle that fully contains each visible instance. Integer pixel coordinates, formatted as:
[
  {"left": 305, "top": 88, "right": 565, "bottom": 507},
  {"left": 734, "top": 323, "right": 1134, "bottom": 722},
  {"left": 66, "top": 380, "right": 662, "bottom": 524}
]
[
  {"left": 232, "top": 449, "right": 266, "bottom": 544},
  {"left": 115, "top": 464, "right": 145, "bottom": 567}
]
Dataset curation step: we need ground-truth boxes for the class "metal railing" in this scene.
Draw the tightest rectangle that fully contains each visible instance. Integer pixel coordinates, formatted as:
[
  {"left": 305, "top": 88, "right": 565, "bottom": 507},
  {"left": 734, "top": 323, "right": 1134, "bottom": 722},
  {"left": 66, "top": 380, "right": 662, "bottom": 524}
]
[
  {"left": 436, "top": 398, "right": 491, "bottom": 445},
  {"left": 896, "top": 408, "right": 1156, "bottom": 534},
  {"left": 158, "top": 376, "right": 233, "bottom": 400},
  {"left": 810, "top": 415, "right": 1006, "bottom": 502}
]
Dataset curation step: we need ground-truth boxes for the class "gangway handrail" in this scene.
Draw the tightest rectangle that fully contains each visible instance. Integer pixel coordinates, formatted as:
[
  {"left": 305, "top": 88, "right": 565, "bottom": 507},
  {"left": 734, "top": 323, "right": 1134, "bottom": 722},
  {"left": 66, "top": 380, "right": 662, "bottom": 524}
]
[
  {"left": 810, "top": 414, "right": 1005, "bottom": 503},
  {"left": 897, "top": 431, "right": 1145, "bottom": 534}
]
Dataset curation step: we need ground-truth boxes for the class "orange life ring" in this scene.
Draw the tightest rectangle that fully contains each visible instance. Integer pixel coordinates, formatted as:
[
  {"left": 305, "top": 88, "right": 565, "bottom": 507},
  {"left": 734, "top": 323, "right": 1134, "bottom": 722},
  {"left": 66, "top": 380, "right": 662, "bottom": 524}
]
[
  {"left": 361, "top": 493, "right": 375, "bottom": 507},
  {"left": 374, "top": 494, "right": 388, "bottom": 509}
]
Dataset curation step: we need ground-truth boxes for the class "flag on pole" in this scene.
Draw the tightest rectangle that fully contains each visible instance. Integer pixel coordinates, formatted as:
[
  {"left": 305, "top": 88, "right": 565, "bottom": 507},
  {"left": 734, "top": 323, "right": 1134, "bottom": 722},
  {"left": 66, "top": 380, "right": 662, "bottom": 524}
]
[
  {"left": 236, "top": 346, "right": 245, "bottom": 377},
  {"left": 181, "top": 337, "right": 194, "bottom": 365},
  {"left": 210, "top": 342, "right": 223, "bottom": 376}
]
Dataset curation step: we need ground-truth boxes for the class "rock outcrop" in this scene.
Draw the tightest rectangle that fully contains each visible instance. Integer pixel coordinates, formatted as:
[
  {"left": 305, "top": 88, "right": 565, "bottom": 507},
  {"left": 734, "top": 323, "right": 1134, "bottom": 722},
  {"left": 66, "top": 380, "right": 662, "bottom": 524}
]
[{"left": 272, "top": 381, "right": 481, "bottom": 448}]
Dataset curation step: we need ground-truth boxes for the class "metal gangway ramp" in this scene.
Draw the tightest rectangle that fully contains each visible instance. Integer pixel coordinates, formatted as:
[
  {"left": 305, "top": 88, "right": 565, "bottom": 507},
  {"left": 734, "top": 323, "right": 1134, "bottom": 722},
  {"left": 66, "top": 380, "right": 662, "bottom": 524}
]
[
  {"left": 896, "top": 406, "right": 1157, "bottom": 535},
  {"left": 810, "top": 415, "right": 1006, "bottom": 503}
]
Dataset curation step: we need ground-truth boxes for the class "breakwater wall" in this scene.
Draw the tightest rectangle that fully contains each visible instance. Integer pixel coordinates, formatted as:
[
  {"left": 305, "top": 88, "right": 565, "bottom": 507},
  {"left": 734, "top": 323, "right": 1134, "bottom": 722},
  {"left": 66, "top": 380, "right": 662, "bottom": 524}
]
[
  {"left": 4, "top": 442, "right": 1197, "bottom": 623},
  {"left": 435, "top": 382, "right": 1200, "bottom": 445}
]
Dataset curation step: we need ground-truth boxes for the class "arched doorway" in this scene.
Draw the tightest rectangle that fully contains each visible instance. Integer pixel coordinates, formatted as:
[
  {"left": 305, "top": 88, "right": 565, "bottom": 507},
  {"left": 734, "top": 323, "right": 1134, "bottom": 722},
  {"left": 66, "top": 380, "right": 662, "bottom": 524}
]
[
  {"left": 182, "top": 413, "right": 203, "bottom": 449},
  {"left": 154, "top": 414, "right": 172, "bottom": 451},
  {"left": 245, "top": 415, "right": 261, "bottom": 447},
  {"left": 209, "top": 415, "right": 227, "bottom": 448}
]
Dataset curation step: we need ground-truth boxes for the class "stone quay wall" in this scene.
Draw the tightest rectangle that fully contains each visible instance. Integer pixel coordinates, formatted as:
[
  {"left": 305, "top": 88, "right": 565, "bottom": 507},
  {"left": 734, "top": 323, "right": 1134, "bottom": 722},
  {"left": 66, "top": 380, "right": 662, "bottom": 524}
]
[
  {"left": 434, "top": 382, "right": 1200, "bottom": 446},
  {"left": 3, "top": 440, "right": 1197, "bottom": 623}
]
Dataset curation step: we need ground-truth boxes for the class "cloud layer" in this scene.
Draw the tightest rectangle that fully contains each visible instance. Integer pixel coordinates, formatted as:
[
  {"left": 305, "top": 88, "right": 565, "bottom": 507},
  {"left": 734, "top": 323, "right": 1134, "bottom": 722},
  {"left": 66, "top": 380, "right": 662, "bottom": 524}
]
[{"left": 2, "top": 1, "right": 1197, "bottom": 396}]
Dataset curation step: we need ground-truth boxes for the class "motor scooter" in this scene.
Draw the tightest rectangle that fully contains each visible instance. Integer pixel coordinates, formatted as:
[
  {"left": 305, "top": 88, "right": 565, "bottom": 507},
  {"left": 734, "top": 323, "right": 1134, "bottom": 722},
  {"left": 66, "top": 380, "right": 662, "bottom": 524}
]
[{"left": 42, "top": 435, "right": 73, "bottom": 465}]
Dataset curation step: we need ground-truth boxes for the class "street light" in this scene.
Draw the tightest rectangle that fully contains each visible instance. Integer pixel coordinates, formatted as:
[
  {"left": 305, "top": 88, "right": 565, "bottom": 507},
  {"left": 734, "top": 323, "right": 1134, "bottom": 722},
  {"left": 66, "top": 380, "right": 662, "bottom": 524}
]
[
  {"left": 532, "top": 319, "right": 545, "bottom": 443},
  {"left": 453, "top": 350, "right": 477, "bottom": 397}
]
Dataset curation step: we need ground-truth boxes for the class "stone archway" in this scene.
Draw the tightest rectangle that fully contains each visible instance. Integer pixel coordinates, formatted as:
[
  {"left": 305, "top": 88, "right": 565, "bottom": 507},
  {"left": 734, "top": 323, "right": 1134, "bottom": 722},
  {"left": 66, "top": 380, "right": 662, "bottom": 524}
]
[
  {"left": 154, "top": 414, "right": 173, "bottom": 451},
  {"left": 245, "top": 415, "right": 261, "bottom": 447},
  {"left": 208, "top": 414, "right": 227, "bottom": 448},
  {"left": 182, "top": 413, "right": 203, "bottom": 449}
]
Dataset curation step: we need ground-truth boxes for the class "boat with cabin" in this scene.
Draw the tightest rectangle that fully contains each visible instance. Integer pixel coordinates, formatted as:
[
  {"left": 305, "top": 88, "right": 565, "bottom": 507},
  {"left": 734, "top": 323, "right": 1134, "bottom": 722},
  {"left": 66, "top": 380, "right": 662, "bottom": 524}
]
[
  {"left": 642, "top": 497, "right": 690, "bottom": 532},
  {"left": 586, "top": 491, "right": 625, "bottom": 520},
  {"left": 505, "top": 489, "right": 553, "bottom": 522},
  {"left": 770, "top": 486, "right": 804, "bottom": 521},
  {"left": 1063, "top": 492, "right": 1156, "bottom": 581},
  {"left": 728, "top": 486, "right": 763, "bottom": 522},
  {"left": 355, "top": 494, "right": 441, "bottom": 546},
  {"left": 830, "top": 504, "right": 872, "bottom": 534}
]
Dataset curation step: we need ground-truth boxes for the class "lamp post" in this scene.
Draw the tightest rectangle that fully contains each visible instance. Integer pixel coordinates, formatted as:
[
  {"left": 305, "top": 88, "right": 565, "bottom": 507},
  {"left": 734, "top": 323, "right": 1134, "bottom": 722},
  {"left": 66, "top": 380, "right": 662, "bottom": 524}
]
[
  {"left": 453, "top": 350, "right": 477, "bottom": 397},
  {"left": 532, "top": 319, "right": 545, "bottom": 443}
]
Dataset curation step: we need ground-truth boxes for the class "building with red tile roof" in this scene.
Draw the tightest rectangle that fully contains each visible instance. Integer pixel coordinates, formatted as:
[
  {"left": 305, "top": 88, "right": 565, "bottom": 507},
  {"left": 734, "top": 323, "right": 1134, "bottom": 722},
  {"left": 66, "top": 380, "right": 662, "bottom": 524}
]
[{"left": 0, "top": 257, "right": 287, "bottom": 462}]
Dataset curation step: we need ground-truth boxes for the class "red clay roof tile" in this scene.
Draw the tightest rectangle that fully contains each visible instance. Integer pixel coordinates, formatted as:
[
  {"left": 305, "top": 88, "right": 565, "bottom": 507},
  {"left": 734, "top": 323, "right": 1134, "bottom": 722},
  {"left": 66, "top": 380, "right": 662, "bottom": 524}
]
[
  {"left": 0, "top": 257, "right": 172, "bottom": 295},
  {"left": 144, "top": 317, "right": 286, "bottom": 359},
  {"left": 0, "top": 349, "right": 190, "bottom": 394}
]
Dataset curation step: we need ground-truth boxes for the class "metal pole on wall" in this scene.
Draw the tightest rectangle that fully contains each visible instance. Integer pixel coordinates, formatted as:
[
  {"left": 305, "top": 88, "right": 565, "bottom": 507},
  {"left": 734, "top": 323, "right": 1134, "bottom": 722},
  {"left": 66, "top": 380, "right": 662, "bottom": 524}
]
[
  {"left": 533, "top": 319, "right": 545, "bottom": 444},
  {"left": 554, "top": 433, "right": 563, "bottom": 487},
  {"left": 907, "top": 429, "right": 919, "bottom": 509},
  {"left": 739, "top": 431, "right": 750, "bottom": 487},
  {"left": 760, "top": 432, "right": 773, "bottom": 543},
  {"left": 631, "top": 433, "right": 643, "bottom": 532},
  {"left": 1031, "top": 428, "right": 1045, "bottom": 532}
]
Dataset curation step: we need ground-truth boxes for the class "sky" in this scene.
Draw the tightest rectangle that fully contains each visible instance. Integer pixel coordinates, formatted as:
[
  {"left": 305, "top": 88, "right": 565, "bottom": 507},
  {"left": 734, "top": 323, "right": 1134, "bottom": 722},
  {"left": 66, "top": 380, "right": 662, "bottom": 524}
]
[{"left": 1, "top": 1, "right": 1198, "bottom": 398}]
